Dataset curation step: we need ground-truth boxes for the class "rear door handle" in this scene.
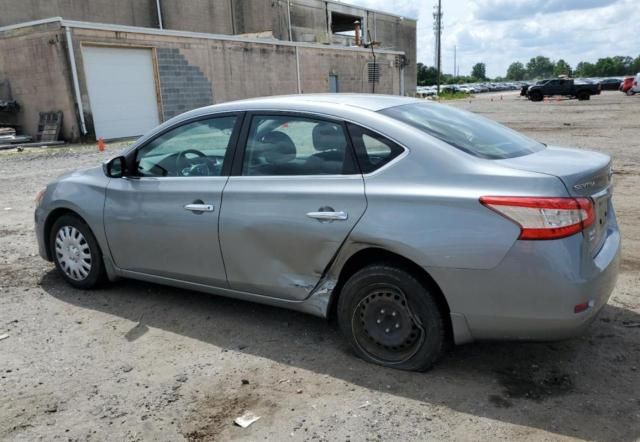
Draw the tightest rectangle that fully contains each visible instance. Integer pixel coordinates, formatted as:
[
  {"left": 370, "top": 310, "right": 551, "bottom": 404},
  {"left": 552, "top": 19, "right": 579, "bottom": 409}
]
[
  {"left": 306, "top": 211, "right": 348, "bottom": 221},
  {"left": 184, "top": 203, "right": 214, "bottom": 212}
]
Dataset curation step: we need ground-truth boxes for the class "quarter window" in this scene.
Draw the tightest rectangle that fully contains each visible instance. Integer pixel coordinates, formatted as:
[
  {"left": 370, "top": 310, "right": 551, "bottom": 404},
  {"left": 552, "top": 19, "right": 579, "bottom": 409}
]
[
  {"left": 347, "top": 123, "right": 404, "bottom": 173},
  {"left": 136, "top": 116, "right": 237, "bottom": 177},
  {"left": 242, "top": 116, "right": 355, "bottom": 176}
]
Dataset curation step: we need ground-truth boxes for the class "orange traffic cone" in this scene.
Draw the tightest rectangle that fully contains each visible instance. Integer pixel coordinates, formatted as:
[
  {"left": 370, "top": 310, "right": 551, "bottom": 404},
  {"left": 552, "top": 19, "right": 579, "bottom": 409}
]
[{"left": 97, "top": 137, "right": 105, "bottom": 152}]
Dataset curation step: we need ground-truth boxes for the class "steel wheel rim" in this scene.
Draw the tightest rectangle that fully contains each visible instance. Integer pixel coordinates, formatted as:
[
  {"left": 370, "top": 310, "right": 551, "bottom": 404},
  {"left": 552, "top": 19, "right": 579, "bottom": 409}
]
[
  {"left": 55, "top": 226, "right": 92, "bottom": 281},
  {"left": 351, "top": 285, "right": 425, "bottom": 365}
]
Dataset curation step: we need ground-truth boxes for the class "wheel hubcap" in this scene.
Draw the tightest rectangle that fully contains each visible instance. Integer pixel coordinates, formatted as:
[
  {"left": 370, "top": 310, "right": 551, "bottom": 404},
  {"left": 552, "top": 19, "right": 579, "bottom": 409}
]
[
  {"left": 352, "top": 286, "right": 424, "bottom": 364},
  {"left": 55, "top": 226, "right": 92, "bottom": 281}
]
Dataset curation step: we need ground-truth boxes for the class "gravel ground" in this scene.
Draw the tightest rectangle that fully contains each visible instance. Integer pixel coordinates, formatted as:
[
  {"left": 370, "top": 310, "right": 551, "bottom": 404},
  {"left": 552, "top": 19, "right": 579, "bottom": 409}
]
[{"left": 1, "top": 91, "right": 639, "bottom": 442}]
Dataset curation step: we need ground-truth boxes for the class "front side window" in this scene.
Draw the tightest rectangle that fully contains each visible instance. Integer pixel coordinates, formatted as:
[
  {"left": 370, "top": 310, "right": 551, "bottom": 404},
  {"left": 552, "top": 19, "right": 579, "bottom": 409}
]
[
  {"left": 380, "top": 103, "right": 545, "bottom": 160},
  {"left": 136, "top": 116, "right": 237, "bottom": 177},
  {"left": 242, "top": 115, "right": 355, "bottom": 176}
]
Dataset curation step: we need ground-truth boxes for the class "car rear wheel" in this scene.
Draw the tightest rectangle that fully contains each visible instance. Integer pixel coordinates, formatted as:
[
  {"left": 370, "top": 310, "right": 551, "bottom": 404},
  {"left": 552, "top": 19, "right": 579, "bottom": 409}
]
[
  {"left": 577, "top": 91, "right": 590, "bottom": 101},
  {"left": 337, "top": 264, "right": 446, "bottom": 371},
  {"left": 50, "top": 214, "right": 106, "bottom": 289}
]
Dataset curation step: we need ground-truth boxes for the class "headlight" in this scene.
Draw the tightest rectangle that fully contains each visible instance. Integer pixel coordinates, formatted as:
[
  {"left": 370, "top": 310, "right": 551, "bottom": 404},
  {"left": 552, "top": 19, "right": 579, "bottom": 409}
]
[{"left": 35, "top": 187, "right": 46, "bottom": 207}]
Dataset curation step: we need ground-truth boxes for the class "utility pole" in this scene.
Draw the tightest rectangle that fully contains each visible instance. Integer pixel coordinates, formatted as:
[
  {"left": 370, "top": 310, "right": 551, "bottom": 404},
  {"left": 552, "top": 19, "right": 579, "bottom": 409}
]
[
  {"left": 433, "top": 0, "right": 442, "bottom": 95},
  {"left": 453, "top": 45, "right": 456, "bottom": 79}
]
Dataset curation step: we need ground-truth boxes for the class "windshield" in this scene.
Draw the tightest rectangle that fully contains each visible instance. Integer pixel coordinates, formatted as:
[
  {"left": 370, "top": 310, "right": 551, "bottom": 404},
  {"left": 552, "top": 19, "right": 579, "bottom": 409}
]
[{"left": 380, "top": 102, "right": 545, "bottom": 159}]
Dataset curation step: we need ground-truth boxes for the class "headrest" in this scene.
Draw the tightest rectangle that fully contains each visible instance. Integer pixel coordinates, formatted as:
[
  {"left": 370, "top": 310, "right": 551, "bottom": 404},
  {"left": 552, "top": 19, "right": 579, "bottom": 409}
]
[
  {"left": 260, "top": 131, "right": 296, "bottom": 164},
  {"left": 312, "top": 122, "right": 346, "bottom": 152}
]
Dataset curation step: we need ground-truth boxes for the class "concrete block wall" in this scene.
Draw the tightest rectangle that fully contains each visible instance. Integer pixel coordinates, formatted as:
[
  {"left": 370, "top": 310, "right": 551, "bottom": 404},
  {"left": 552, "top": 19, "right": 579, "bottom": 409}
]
[
  {"left": 0, "top": 25, "right": 77, "bottom": 140},
  {"left": 0, "top": 0, "right": 416, "bottom": 95},
  {"left": 71, "top": 27, "right": 400, "bottom": 99},
  {"left": 156, "top": 48, "right": 213, "bottom": 120},
  {"left": 2, "top": 24, "right": 403, "bottom": 141},
  {"left": 160, "top": 0, "right": 233, "bottom": 35},
  {"left": 373, "top": 12, "right": 417, "bottom": 95},
  {"left": 0, "top": 0, "right": 157, "bottom": 28},
  {"left": 298, "top": 48, "right": 399, "bottom": 95}
]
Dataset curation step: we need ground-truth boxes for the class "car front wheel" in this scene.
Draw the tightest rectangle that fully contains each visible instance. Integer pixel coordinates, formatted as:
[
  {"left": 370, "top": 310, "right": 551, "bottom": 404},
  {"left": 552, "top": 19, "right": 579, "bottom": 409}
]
[
  {"left": 50, "top": 214, "right": 105, "bottom": 289},
  {"left": 337, "top": 264, "right": 446, "bottom": 371},
  {"left": 529, "top": 91, "right": 543, "bottom": 102}
]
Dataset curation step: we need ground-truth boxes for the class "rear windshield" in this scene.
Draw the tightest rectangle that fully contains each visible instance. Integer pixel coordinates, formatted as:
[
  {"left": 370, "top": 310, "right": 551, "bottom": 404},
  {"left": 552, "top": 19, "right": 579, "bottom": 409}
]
[{"left": 380, "top": 102, "right": 545, "bottom": 159}]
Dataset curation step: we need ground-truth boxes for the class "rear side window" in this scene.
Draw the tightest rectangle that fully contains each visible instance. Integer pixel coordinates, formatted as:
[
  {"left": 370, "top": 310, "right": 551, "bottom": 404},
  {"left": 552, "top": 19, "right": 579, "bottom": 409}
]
[
  {"left": 347, "top": 124, "right": 404, "bottom": 173},
  {"left": 380, "top": 103, "right": 545, "bottom": 159},
  {"left": 242, "top": 115, "right": 357, "bottom": 176}
]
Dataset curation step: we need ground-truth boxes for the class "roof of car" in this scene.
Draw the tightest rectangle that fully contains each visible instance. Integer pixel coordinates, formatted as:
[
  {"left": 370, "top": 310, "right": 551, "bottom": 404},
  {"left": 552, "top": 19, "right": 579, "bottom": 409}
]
[{"left": 200, "top": 94, "right": 422, "bottom": 113}]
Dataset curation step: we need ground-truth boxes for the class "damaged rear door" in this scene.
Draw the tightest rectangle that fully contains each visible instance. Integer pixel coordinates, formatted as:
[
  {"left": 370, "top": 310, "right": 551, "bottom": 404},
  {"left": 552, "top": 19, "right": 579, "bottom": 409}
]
[{"left": 219, "top": 112, "right": 366, "bottom": 300}]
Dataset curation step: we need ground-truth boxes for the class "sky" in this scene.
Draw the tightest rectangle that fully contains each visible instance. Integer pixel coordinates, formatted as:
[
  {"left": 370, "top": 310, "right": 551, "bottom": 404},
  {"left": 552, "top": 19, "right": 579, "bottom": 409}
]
[{"left": 344, "top": 0, "right": 640, "bottom": 77}]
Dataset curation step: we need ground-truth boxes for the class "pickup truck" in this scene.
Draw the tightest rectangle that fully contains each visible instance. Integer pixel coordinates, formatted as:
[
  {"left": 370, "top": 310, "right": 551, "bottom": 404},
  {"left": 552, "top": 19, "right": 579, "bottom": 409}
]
[{"left": 526, "top": 78, "right": 601, "bottom": 101}]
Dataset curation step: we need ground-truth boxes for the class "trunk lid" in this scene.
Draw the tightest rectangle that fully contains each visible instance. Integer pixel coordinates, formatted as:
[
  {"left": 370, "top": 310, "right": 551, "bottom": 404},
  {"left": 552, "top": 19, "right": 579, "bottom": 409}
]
[{"left": 496, "top": 146, "right": 613, "bottom": 255}]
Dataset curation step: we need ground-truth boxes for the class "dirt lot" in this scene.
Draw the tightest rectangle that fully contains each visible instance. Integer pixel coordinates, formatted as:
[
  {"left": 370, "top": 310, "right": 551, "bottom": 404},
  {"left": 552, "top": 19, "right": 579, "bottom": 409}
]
[{"left": 1, "top": 91, "right": 639, "bottom": 442}]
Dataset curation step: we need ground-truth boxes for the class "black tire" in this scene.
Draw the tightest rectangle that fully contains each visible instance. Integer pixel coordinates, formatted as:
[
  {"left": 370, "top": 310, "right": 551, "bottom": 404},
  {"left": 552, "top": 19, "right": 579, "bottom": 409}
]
[
  {"left": 577, "top": 91, "right": 590, "bottom": 101},
  {"left": 50, "top": 214, "right": 106, "bottom": 289},
  {"left": 337, "top": 264, "right": 446, "bottom": 371},
  {"left": 529, "top": 90, "right": 543, "bottom": 102}
]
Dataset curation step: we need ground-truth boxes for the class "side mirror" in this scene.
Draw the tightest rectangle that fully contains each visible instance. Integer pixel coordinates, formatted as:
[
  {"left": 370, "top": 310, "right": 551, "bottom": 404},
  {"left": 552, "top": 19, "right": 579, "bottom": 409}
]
[{"left": 103, "top": 156, "right": 125, "bottom": 178}]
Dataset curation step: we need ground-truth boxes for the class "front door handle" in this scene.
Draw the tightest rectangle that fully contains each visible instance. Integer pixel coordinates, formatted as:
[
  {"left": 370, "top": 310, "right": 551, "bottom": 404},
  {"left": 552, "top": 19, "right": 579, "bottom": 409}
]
[
  {"left": 184, "top": 203, "right": 214, "bottom": 212},
  {"left": 306, "top": 211, "right": 348, "bottom": 221}
]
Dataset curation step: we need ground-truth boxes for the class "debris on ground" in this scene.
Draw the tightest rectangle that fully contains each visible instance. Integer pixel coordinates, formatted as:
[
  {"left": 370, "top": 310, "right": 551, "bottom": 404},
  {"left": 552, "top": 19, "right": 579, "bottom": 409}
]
[
  {"left": 0, "top": 333, "right": 9, "bottom": 341},
  {"left": 234, "top": 411, "right": 261, "bottom": 428}
]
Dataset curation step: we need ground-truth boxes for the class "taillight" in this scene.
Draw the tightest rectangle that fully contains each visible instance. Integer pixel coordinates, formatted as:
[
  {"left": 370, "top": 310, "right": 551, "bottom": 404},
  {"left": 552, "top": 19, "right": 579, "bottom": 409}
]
[{"left": 480, "top": 196, "right": 594, "bottom": 240}]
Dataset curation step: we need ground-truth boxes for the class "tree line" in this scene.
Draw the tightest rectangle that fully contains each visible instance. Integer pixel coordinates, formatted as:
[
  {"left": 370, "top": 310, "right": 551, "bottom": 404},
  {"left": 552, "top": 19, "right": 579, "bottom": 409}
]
[{"left": 417, "top": 55, "right": 640, "bottom": 85}]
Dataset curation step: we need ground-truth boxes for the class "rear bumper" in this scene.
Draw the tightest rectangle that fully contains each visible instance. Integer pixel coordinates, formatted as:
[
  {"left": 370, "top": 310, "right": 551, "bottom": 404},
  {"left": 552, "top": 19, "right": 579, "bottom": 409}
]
[{"left": 429, "top": 220, "right": 620, "bottom": 344}]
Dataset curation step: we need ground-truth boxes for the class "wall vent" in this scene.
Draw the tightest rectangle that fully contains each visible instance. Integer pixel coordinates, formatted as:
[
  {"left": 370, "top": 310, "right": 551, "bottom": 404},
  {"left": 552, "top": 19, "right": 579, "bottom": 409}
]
[{"left": 367, "top": 62, "right": 380, "bottom": 83}]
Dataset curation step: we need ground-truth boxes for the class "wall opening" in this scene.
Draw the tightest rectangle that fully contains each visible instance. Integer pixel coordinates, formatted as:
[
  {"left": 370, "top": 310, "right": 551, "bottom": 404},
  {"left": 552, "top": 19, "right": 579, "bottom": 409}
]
[{"left": 330, "top": 11, "right": 363, "bottom": 37}]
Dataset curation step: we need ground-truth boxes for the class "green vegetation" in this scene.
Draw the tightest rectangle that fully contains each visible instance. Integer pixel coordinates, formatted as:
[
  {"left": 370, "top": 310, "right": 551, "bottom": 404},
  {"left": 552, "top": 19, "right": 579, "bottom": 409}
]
[
  {"left": 418, "top": 54, "right": 640, "bottom": 85},
  {"left": 435, "top": 91, "right": 471, "bottom": 100},
  {"left": 471, "top": 63, "right": 487, "bottom": 80}
]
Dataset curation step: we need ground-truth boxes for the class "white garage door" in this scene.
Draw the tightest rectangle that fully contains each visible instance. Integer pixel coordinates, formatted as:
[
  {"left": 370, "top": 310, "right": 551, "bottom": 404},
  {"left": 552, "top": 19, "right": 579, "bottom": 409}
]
[{"left": 82, "top": 46, "right": 160, "bottom": 140}]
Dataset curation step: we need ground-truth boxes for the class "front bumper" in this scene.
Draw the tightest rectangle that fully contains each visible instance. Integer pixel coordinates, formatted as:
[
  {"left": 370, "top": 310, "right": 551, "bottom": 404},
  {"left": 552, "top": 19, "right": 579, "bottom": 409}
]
[
  {"left": 430, "top": 220, "right": 621, "bottom": 343},
  {"left": 35, "top": 206, "right": 50, "bottom": 261}
]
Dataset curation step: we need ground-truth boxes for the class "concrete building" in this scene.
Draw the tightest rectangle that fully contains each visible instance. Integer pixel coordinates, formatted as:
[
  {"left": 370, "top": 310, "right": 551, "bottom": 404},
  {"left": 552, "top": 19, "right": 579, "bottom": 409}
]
[{"left": 0, "top": 1, "right": 416, "bottom": 141}]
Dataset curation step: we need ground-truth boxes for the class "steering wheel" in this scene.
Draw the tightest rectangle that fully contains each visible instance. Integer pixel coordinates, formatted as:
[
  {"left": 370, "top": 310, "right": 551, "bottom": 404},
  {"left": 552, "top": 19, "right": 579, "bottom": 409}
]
[{"left": 176, "top": 149, "right": 211, "bottom": 176}]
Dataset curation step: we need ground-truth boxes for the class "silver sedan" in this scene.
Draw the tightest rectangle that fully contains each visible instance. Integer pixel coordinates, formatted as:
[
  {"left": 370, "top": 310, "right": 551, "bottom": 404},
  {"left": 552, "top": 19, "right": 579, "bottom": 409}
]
[{"left": 35, "top": 94, "right": 620, "bottom": 371}]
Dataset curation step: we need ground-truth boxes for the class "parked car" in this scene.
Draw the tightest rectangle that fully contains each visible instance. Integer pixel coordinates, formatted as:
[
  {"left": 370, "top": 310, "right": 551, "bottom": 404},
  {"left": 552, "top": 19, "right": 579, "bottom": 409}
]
[
  {"left": 598, "top": 78, "right": 622, "bottom": 91},
  {"left": 620, "top": 76, "right": 635, "bottom": 93},
  {"left": 35, "top": 94, "right": 620, "bottom": 371},
  {"left": 627, "top": 73, "right": 640, "bottom": 95},
  {"left": 527, "top": 78, "right": 601, "bottom": 101}
]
